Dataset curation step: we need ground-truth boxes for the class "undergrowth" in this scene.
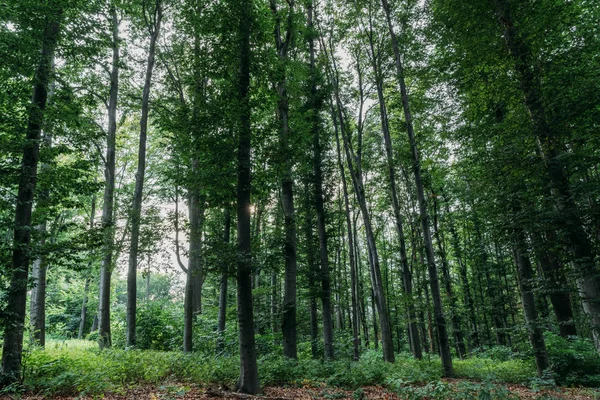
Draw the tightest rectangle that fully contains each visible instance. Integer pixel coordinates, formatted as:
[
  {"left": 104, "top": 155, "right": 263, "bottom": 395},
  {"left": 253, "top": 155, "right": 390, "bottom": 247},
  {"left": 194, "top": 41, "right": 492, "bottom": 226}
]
[{"left": 3, "top": 335, "right": 599, "bottom": 397}]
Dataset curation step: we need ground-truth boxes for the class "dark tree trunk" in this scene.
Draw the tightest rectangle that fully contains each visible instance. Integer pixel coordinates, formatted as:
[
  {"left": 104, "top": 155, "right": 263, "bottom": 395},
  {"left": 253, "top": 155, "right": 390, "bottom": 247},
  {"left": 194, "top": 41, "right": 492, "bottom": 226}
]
[
  {"left": 303, "top": 181, "right": 320, "bottom": 359},
  {"left": 30, "top": 84, "right": 55, "bottom": 348},
  {"left": 1, "top": 3, "right": 62, "bottom": 386},
  {"left": 236, "top": 0, "right": 259, "bottom": 392},
  {"left": 492, "top": 0, "right": 600, "bottom": 352},
  {"left": 514, "top": 230, "right": 550, "bottom": 377},
  {"left": 308, "top": 0, "right": 334, "bottom": 361},
  {"left": 188, "top": 183, "right": 205, "bottom": 316},
  {"left": 127, "top": 0, "right": 162, "bottom": 348},
  {"left": 98, "top": 6, "right": 120, "bottom": 350},
  {"left": 217, "top": 207, "right": 231, "bottom": 352},
  {"left": 531, "top": 231, "right": 577, "bottom": 337},
  {"left": 270, "top": 0, "right": 298, "bottom": 360}
]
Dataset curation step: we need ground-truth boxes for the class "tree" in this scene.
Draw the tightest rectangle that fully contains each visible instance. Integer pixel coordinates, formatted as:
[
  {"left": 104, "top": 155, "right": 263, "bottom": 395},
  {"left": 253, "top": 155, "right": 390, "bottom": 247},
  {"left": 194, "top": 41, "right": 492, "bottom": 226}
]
[{"left": 1, "top": 0, "right": 63, "bottom": 385}]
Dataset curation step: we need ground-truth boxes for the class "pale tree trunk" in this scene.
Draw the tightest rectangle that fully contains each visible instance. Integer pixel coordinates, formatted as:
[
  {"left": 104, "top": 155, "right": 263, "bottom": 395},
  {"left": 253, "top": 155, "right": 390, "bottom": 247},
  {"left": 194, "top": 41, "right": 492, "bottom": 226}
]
[
  {"left": 188, "top": 181, "right": 205, "bottom": 316},
  {"left": 270, "top": 0, "right": 298, "bottom": 359},
  {"left": 379, "top": 0, "right": 452, "bottom": 375},
  {"left": 308, "top": 0, "right": 334, "bottom": 361},
  {"left": 98, "top": 5, "right": 120, "bottom": 350},
  {"left": 126, "top": 0, "right": 162, "bottom": 348},
  {"left": 236, "top": 0, "right": 260, "bottom": 392},
  {"left": 492, "top": 0, "right": 600, "bottom": 352},
  {"left": 1, "top": 2, "right": 62, "bottom": 385}
]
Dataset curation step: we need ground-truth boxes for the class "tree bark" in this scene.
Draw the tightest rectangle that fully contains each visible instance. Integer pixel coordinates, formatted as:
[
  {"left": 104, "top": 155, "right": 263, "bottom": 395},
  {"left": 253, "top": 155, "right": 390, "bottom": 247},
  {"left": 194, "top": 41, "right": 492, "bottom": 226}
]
[
  {"left": 98, "top": 5, "right": 120, "bottom": 350},
  {"left": 1, "top": 3, "right": 62, "bottom": 386},
  {"left": 126, "top": 0, "right": 162, "bottom": 348},
  {"left": 236, "top": 0, "right": 260, "bottom": 392}
]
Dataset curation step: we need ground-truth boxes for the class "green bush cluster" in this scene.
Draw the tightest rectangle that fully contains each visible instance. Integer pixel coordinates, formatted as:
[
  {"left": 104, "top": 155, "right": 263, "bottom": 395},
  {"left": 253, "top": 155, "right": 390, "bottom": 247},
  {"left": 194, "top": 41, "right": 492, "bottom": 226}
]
[{"left": 544, "top": 332, "right": 600, "bottom": 387}]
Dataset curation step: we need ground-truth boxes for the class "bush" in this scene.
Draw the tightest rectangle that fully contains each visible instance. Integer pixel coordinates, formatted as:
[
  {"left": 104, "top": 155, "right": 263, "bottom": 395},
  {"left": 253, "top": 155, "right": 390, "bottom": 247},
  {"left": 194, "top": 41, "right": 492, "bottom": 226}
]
[{"left": 545, "top": 332, "right": 600, "bottom": 387}]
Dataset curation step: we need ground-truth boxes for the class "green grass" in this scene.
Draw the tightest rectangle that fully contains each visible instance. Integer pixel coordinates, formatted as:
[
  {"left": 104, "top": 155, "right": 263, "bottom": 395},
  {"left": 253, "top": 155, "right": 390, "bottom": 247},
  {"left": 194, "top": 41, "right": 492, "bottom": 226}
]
[
  {"left": 6, "top": 336, "right": 599, "bottom": 397},
  {"left": 9, "top": 342, "right": 542, "bottom": 397}
]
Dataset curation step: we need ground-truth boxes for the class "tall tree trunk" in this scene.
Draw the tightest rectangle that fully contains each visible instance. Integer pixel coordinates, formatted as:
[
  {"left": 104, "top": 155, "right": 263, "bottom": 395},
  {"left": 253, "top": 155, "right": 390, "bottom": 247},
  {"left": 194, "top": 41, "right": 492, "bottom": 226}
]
[
  {"left": 1, "top": 3, "right": 62, "bottom": 385},
  {"left": 29, "top": 75, "right": 55, "bottom": 348},
  {"left": 492, "top": 0, "right": 600, "bottom": 352},
  {"left": 126, "top": 0, "right": 162, "bottom": 348},
  {"left": 308, "top": 0, "right": 334, "bottom": 361},
  {"left": 98, "top": 6, "right": 120, "bottom": 350},
  {"left": 270, "top": 0, "right": 298, "bottom": 359},
  {"left": 236, "top": 0, "right": 259, "bottom": 392},
  {"left": 378, "top": 0, "right": 450, "bottom": 372},
  {"left": 514, "top": 228, "right": 550, "bottom": 377}
]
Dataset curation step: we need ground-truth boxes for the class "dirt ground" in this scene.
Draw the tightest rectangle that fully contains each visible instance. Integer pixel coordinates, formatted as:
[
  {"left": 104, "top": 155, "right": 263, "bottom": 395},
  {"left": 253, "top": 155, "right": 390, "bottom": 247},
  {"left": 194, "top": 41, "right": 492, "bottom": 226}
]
[{"left": 4, "top": 382, "right": 599, "bottom": 399}]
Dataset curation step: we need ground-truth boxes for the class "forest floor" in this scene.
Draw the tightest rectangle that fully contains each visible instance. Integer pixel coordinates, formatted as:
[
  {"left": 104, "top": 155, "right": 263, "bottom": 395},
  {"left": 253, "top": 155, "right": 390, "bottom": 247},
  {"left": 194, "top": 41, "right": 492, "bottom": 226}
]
[{"left": 8, "top": 381, "right": 599, "bottom": 400}]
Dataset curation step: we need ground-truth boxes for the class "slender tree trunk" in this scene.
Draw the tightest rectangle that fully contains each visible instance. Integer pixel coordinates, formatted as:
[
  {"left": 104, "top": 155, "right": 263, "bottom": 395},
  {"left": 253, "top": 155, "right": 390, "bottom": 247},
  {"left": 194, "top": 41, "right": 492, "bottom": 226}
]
[
  {"left": 78, "top": 195, "right": 96, "bottom": 339},
  {"left": 493, "top": 0, "right": 600, "bottom": 352},
  {"left": 365, "top": 20, "right": 421, "bottom": 359},
  {"left": 217, "top": 207, "right": 231, "bottom": 352},
  {"left": 326, "top": 42, "right": 394, "bottom": 362},
  {"left": 1, "top": 3, "right": 62, "bottom": 385},
  {"left": 188, "top": 183, "right": 205, "bottom": 316},
  {"left": 236, "top": 0, "right": 259, "bottom": 392},
  {"left": 126, "top": 0, "right": 162, "bottom": 348},
  {"left": 98, "top": 6, "right": 120, "bottom": 350},
  {"left": 432, "top": 195, "right": 467, "bottom": 358},
  {"left": 333, "top": 123, "right": 360, "bottom": 360}
]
